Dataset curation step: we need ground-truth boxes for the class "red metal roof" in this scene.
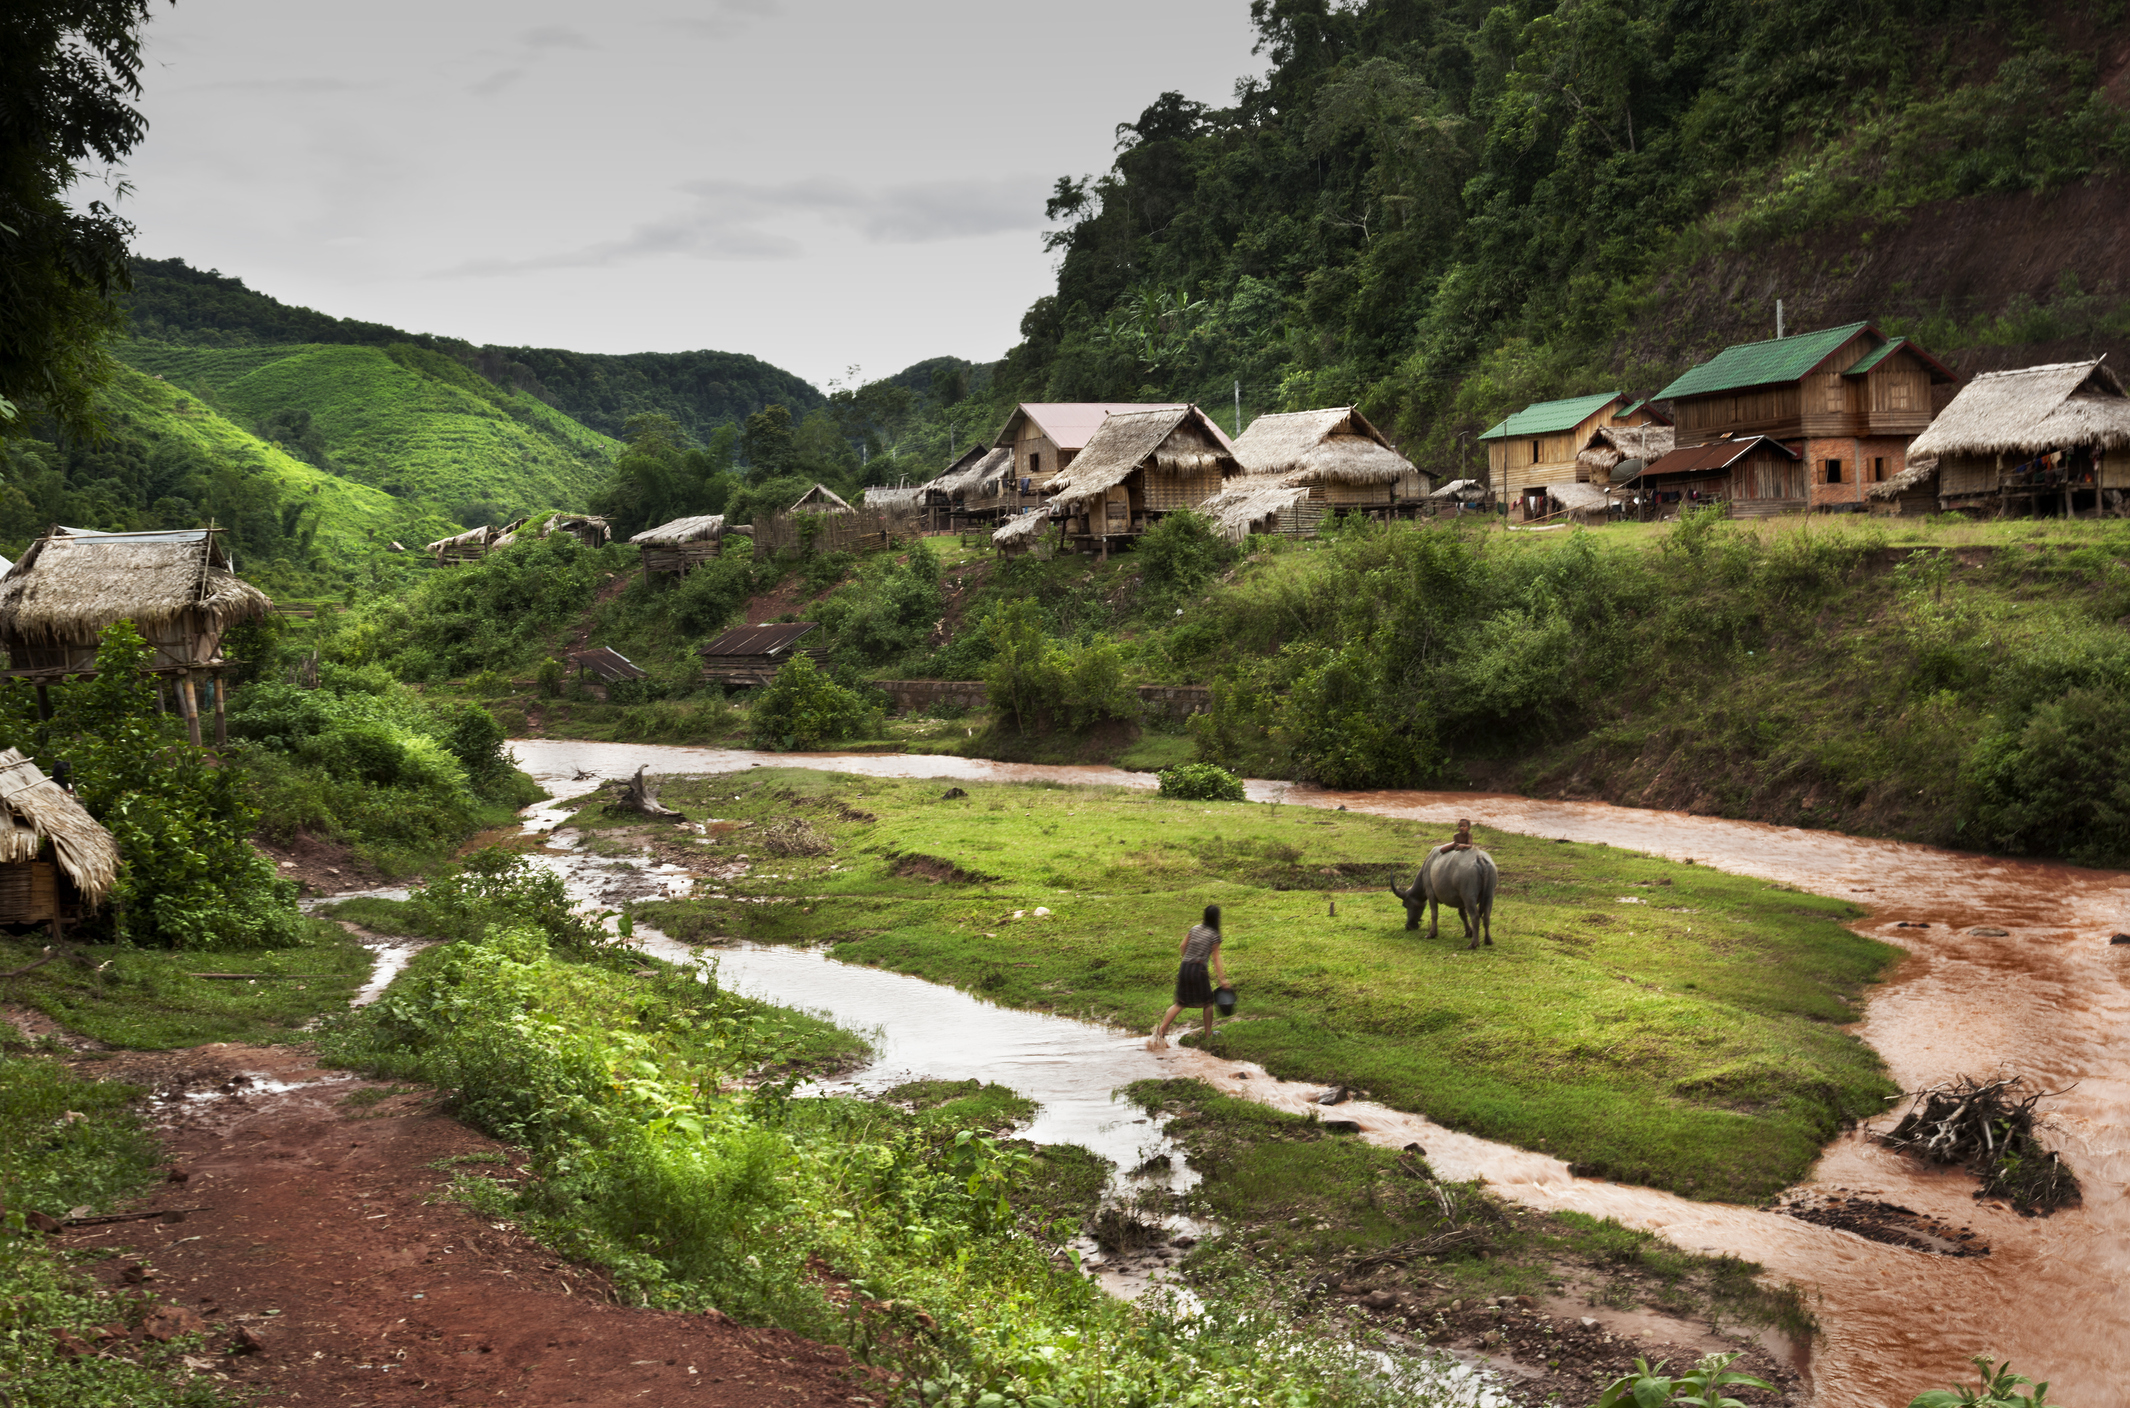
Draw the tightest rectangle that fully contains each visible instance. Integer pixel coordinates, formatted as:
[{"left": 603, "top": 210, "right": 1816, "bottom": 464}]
[
  {"left": 699, "top": 622, "right": 818, "bottom": 657},
  {"left": 1637, "top": 436, "right": 1798, "bottom": 478},
  {"left": 995, "top": 403, "right": 1238, "bottom": 454}
]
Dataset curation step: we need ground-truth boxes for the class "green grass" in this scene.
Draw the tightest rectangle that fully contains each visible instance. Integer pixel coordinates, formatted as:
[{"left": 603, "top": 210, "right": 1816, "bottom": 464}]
[
  {"left": 1130, "top": 1077, "right": 1815, "bottom": 1338},
  {"left": 0, "top": 919, "right": 374, "bottom": 1049},
  {"left": 625, "top": 767, "right": 1899, "bottom": 1202},
  {"left": 310, "top": 896, "right": 425, "bottom": 936},
  {"left": 0, "top": 1052, "right": 233, "bottom": 1406},
  {"left": 118, "top": 340, "right": 618, "bottom": 524}
]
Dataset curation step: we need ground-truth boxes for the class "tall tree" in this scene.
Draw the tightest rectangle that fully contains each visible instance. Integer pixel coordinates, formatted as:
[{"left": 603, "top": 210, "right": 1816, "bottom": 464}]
[{"left": 1, "top": 1, "right": 164, "bottom": 437}]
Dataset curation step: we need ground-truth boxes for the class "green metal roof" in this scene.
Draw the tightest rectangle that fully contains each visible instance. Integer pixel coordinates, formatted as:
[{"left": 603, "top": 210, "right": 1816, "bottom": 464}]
[
  {"left": 1614, "top": 399, "right": 1648, "bottom": 419},
  {"left": 1475, "top": 391, "right": 1623, "bottom": 440},
  {"left": 1654, "top": 321, "right": 1873, "bottom": 401},
  {"left": 1843, "top": 337, "right": 1907, "bottom": 376}
]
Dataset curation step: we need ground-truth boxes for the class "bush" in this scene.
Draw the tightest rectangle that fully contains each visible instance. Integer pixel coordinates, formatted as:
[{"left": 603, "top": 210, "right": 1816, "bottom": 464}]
[
  {"left": 978, "top": 599, "right": 1138, "bottom": 734},
  {"left": 404, "top": 847, "right": 607, "bottom": 951},
  {"left": 1965, "top": 688, "right": 2130, "bottom": 865},
  {"left": 1158, "top": 762, "right": 1246, "bottom": 801},
  {"left": 1137, "top": 508, "right": 1239, "bottom": 592},
  {"left": 748, "top": 654, "right": 879, "bottom": 749}
]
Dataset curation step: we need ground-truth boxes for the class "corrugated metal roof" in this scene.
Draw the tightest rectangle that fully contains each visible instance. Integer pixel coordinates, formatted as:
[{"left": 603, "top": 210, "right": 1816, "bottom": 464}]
[
  {"left": 1654, "top": 322, "right": 1872, "bottom": 401},
  {"left": 1636, "top": 436, "right": 1799, "bottom": 478},
  {"left": 699, "top": 622, "right": 818, "bottom": 657},
  {"left": 1842, "top": 335, "right": 1958, "bottom": 382},
  {"left": 1476, "top": 391, "right": 1624, "bottom": 440},
  {"left": 567, "top": 646, "right": 647, "bottom": 681}
]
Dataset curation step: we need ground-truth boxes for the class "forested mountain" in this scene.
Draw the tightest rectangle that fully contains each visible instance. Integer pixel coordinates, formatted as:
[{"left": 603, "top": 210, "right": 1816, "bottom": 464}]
[
  {"left": 122, "top": 258, "right": 823, "bottom": 441},
  {"left": 1010, "top": 0, "right": 2130, "bottom": 463}
]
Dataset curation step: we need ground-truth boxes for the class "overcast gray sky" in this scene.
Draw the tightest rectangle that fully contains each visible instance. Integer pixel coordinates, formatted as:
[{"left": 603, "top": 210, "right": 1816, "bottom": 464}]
[{"left": 116, "top": 0, "right": 1262, "bottom": 389}]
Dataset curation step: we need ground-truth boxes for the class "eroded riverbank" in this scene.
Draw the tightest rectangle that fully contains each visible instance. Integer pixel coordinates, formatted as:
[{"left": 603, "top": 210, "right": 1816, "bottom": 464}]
[{"left": 502, "top": 738, "right": 2130, "bottom": 1407}]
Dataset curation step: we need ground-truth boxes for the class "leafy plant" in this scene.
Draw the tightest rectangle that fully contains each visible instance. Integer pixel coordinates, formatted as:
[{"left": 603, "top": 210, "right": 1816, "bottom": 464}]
[
  {"left": 1157, "top": 761, "right": 1246, "bottom": 801},
  {"left": 748, "top": 653, "right": 878, "bottom": 749},
  {"left": 1909, "top": 1356, "right": 2058, "bottom": 1408},
  {"left": 1594, "top": 1352, "right": 1775, "bottom": 1408}
]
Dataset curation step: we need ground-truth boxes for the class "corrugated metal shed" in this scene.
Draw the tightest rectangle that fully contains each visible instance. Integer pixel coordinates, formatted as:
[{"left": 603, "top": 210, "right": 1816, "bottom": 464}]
[
  {"left": 567, "top": 647, "right": 647, "bottom": 682},
  {"left": 1635, "top": 436, "right": 1799, "bottom": 478},
  {"left": 699, "top": 623, "right": 818, "bottom": 657}
]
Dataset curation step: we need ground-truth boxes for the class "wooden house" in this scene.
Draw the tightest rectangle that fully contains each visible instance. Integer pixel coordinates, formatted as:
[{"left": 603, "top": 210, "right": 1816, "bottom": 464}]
[
  {"left": 698, "top": 622, "right": 821, "bottom": 688},
  {"left": 923, "top": 447, "right": 1016, "bottom": 529},
  {"left": 541, "top": 513, "right": 611, "bottom": 548},
  {"left": 1479, "top": 392, "right": 1662, "bottom": 521},
  {"left": 992, "top": 403, "right": 1197, "bottom": 509},
  {"left": 631, "top": 514, "right": 741, "bottom": 577},
  {"left": 0, "top": 527, "right": 271, "bottom": 748},
  {"left": 1626, "top": 436, "right": 1804, "bottom": 517},
  {"left": 427, "top": 520, "right": 516, "bottom": 564},
  {"left": 1906, "top": 359, "right": 2130, "bottom": 516},
  {"left": 0, "top": 749, "right": 117, "bottom": 937},
  {"left": 1043, "top": 405, "right": 1244, "bottom": 557},
  {"left": 1653, "top": 322, "right": 1957, "bottom": 511},
  {"left": 1233, "top": 407, "right": 1428, "bottom": 513}
]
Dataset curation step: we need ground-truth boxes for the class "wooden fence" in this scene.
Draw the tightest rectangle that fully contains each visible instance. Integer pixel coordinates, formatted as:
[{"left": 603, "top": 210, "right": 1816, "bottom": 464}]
[{"left": 749, "top": 505, "right": 924, "bottom": 558}]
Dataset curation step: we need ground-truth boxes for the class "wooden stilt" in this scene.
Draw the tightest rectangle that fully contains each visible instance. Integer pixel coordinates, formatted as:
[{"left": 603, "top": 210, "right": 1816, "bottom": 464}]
[
  {"left": 34, "top": 685, "right": 51, "bottom": 722},
  {"left": 179, "top": 671, "right": 203, "bottom": 748},
  {"left": 212, "top": 671, "right": 227, "bottom": 749}
]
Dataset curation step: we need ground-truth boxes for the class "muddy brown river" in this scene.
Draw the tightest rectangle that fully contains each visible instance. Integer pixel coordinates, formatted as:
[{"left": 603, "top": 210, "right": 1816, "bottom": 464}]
[{"left": 506, "top": 739, "right": 2130, "bottom": 1406}]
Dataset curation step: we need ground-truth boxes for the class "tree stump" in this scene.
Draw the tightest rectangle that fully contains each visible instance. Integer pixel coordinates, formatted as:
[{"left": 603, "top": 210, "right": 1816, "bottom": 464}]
[{"left": 614, "top": 766, "right": 685, "bottom": 820}]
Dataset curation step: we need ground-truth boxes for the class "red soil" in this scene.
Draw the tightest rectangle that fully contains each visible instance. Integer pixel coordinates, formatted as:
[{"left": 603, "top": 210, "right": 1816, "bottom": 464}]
[
  {"left": 255, "top": 832, "right": 391, "bottom": 898},
  {"left": 53, "top": 1042, "right": 875, "bottom": 1408}
]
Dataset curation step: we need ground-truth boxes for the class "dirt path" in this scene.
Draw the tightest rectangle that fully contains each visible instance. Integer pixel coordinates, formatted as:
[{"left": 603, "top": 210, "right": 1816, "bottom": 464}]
[{"left": 52, "top": 1041, "right": 874, "bottom": 1408}]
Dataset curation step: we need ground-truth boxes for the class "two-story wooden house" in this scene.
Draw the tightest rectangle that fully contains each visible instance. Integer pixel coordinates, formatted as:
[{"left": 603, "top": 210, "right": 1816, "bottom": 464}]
[
  {"left": 1478, "top": 392, "right": 1664, "bottom": 520},
  {"left": 992, "top": 404, "right": 1205, "bottom": 510},
  {"left": 1652, "top": 322, "right": 1956, "bottom": 511}
]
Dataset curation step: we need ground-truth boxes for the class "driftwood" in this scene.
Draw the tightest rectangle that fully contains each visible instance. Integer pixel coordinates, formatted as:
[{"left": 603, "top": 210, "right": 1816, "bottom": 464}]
[
  {"left": 1878, "top": 1075, "right": 2080, "bottom": 1213},
  {"left": 612, "top": 766, "right": 685, "bottom": 820},
  {"left": 0, "top": 947, "right": 56, "bottom": 979},
  {"left": 1342, "top": 1225, "right": 1490, "bottom": 1271}
]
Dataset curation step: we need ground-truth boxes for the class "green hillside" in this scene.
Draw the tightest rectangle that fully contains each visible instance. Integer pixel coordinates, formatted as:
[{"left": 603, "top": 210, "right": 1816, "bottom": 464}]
[
  {"left": 0, "top": 361, "right": 444, "bottom": 595},
  {"left": 118, "top": 339, "right": 618, "bottom": 522},
  {"left": 122, "top": 257, "right": 824, "bottom": 442}
]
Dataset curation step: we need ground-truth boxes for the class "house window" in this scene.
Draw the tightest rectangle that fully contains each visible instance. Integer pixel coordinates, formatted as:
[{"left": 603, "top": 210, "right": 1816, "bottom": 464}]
[
  {"left": 1028, "top": 452, "right": 1041, "bottom": 478},
  {"left": 1530, "top": 439, "right": 1543, "bottom": 464},
  {"left": 1873, "top": 457, "right": 1887, "bottom": 482},
  {"left": 1825, "top": 458, "right": 1844, "bottom": 484}
]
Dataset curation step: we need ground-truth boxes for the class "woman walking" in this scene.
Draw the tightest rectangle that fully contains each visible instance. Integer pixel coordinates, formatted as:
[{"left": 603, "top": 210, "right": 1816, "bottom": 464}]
[{"left": 1149, "top": 904, "right": 1229, "bottom": 1049}]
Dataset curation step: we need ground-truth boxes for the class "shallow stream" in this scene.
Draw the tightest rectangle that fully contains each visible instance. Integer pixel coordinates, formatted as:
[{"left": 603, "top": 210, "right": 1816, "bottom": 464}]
[{"left": 498, "top": 738, "right": 2130, "bottom": 1407}]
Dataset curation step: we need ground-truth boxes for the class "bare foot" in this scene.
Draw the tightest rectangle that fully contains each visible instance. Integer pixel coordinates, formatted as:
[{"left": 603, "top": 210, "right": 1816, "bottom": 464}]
[{"left": 1147, "top": 1027, "right": 1169, "bottom": 1051}]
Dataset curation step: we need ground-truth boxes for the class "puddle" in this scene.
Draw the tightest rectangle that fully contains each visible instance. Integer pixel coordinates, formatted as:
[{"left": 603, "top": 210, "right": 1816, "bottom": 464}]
[{"left": 495, "top": 740, "right": 2130, "bottom": 1404}]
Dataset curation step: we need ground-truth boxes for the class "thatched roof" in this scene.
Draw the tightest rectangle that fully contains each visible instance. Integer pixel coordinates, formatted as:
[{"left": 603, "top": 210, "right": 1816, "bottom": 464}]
[
  {"left": 1046, "top": 406, "right": 1241, "bottom": 506},
  {"left": 1908, "top": 359, "right": 2130, "bottom": 459},
  {"left": 1546, "top": 483, "right": 1610, "bottom": 512},
  {"left": 934, "top": 447, "right": 1015, "bottom": 498},
  {"left": 862, "top": 486, "right": 925, "bottom": 508},
  {"left": 1234, "top": 407, "right": 1415, "bottom": 486},
  {"left": 1198, "top": 480, "right": 1312, "bottom": 541},
  {"left": 0, "top": 529, "right": 271, "bottom": 647},
  {"left": 1867, "top": 459, "right": 1939, "bottom": 500},
  {"left": 542, "top": 513, "right": 611, "bottom": 546},
  {"left": 790, "top": 484, "right": 854, "bottom": 513},
  {"left": 993, "top": 403, "right": 1208, "bottom": 453},
  {"left": 993, "top": 512, "right": 1050, "bottom": 547},
  {"left": 0, "top": 749, "right": 118, "bottom": 908},
  {"left": 427, "top": 525, "right": 492, "bottom": 552},
  {"left": 1429, "top": 478, "right": 1487, "bottom": 500},
  {"left": 1577, "top": 423, "right": 1675, "bottom": 478},
  {"left": 631, "top": 514, "right": 728, "bottom": 545}
]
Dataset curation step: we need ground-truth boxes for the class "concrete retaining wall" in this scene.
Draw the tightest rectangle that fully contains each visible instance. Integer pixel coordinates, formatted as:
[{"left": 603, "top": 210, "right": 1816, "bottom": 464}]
[{"left": 873, "top": 680, "right": 1213, "bottom": 719}]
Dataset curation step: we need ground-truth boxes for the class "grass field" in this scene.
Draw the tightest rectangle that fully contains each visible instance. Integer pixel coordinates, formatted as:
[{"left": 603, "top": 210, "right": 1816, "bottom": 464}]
[{"left": 611, "top": 767, "right": 1900, "bottom": 1203}]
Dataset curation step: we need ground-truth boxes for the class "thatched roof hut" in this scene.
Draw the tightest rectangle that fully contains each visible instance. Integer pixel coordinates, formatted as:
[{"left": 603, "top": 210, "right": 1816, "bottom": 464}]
[
  {"left": 1576, "top": 423, "right": 1675, "bottom": 485},
  {"left": 542, "top": 513, "right": 611, "bottom": 548},
  {"left": 789, "top": 484, "right": 854, "bottom": 514},
  {"left": 0, "top": 528, "right": 270, "bottom": 677},
  {"left": 1233, "top": 407, "right": 1424, "bottom": 504},
  {"left": 1045, "top": 406, "right": 1242, "bottom": 550},
  {"left": 992, "top": 510, "right": 1050, "bottom": 556},
  {"left": 1867, "top": 458, "right": 1939, "bottom": 516},
  {"left": 862, "top": 486, "right": 925, "bottom": 509},
  {"left": 1197, "top": 480, "right": 1317, "bottom": 541},
  {"left": 0, "top": 747, "right": 119, "bottom": 930},
  {"left": 1910, "top": 359, "right": 2130, "bottom": 459},
  {"left": 632, "top": 514, "right": 735, "bottom": 577},
  {"left": 1429, "top": 478, "right": 1488, "bottom": 502}
]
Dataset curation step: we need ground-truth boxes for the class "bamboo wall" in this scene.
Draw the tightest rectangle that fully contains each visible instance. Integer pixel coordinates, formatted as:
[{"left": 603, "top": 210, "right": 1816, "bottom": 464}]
[{"left": 749, "top": 505, "right": 923, "bottom": 557}]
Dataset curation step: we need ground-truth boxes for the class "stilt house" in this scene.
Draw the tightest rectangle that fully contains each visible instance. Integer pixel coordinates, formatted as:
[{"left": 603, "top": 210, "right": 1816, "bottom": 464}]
[
  {"left": 0, "top": 527, "right": 271, "bottom": 747},
  {"left": 1906, "top": 359, "right": 2130, "bottom": 516},
  {"left": 632, "top": 515, "right": 741, "bottom": 577},
  {"left": 0, "top": 748, "right": 118, "bottom": 936},
  {"left": 992, "top": 403, "right": 1197, "bottom": 510},
  {"left": 1043, "top": 406, "right": 1244, "bottom": 556}
]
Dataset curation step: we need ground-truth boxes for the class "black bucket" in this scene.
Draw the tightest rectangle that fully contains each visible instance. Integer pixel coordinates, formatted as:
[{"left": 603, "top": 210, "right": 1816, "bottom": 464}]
[{"left": 1213, "top": 985, "right": 1238, "bottom": 1016}]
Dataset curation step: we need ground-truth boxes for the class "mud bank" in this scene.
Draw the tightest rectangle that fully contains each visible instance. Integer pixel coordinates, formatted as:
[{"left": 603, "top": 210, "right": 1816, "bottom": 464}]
[{"left": 506, "top": 738, "right": 2130, "bottom": 1408}]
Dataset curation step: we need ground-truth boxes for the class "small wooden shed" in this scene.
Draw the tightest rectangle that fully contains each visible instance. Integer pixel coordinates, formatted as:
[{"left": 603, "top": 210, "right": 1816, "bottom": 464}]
[
  {"left": 1234, "top": 407, "right": 1427, "bottom": 510},
  {"left": 0, "top": 527, "right": 271, "bottom": 747},
  {"left": 0, "top": 749, "right": 117, "bottom": 935},
  {"left": 1197, "top": 480, "right": 1318, "bottom": 541},
  {"left": 1045, "top": 405, "right": 1243, "bottom": 556},
  {"left": 632, "top": 514, "right": 737, "bottom": 577},
  {"left": 1866, "top": 459, "right": 1940, "bottom": 516},
  {"left": 1575, "top": 423, "right": 1676, "bottom": 487},
  {"left": 541, "top": 513, "right": 612, "bottom": 548},
  {"left": 1908, "top": 358, "right": 2130, "bottom": 515},
  {"left": 566, "top": 647, "right": 648, "bottom": 684},
  {"left": 991, "top": 511, "right": 1050, "bottom": 559},
  {"left": 698, "top": 622, "right": 821, "bottom": 688}
]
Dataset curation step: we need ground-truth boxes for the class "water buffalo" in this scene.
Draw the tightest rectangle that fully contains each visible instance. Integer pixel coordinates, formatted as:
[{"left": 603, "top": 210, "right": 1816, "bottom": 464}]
[{"left": 1390, "top": 845, "right": 1497, "bottom": 949}]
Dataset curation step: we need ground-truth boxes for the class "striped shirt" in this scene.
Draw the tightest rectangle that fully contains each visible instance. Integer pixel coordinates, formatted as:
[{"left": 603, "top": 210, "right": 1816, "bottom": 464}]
[{"left": 1182, "top": 923, "right": 1221, "bottom": 962}]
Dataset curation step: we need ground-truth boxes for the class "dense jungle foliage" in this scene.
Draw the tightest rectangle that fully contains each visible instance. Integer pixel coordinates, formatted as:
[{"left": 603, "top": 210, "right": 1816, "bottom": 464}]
[{"left": 1005, "top": 0, "right": 2130, "bottom": 457}]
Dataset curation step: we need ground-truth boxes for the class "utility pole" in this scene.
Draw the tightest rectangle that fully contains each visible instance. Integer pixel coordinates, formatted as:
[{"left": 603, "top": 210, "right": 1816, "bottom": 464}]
[
  {"left": 1233, "top": 379, "right": 1241, "bottom": 437},
  {"left": 1776, "top": 299, "right": 1785, "bottom": 340}
]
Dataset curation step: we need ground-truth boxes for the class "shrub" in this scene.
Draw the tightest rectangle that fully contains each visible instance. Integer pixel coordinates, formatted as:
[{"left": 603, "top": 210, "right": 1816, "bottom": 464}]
[
  {"left": 1158, "top": 762, "right": 1246, "bottom": 801},
  {"left": 748, "top": 654, "right": 878, "bottom": 749},
  {"left": 1965, "top": 688, "right": 2130, "bottom": 865},
  {"left": 1137, "top": 508, "right": 1239, "bottom": 592},
  {"left": 405, "top": 847, "right": 606, "bottom": 951}
]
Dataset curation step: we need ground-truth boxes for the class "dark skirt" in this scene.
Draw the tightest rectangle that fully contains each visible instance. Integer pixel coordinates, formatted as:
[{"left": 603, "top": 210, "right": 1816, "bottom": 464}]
[{"left": 1174, "top": 960, "right": 1213, "bottom": 1007}]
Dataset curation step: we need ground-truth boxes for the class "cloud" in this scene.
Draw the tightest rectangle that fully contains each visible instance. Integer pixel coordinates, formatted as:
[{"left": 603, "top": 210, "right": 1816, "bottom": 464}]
[
  {"left": 467, "top": 67, "right": 525, "bottom": 98},
  {"left": 522, "top": 25, "right": 594, "bottom": 50},
  {"left": 183, "top": 77, "right": 373, "bottom": 94},
  {"left": 664, "top": 0, "right": 781, "bottom": 39},
  {"left": 436, "top": 175, "right": 1050, "bottom": 277}
]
